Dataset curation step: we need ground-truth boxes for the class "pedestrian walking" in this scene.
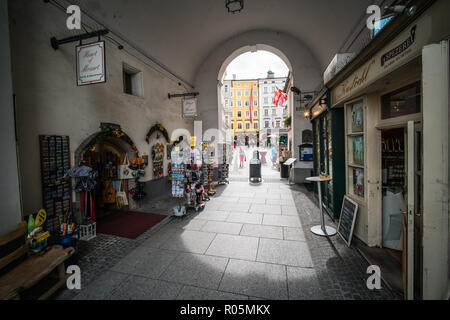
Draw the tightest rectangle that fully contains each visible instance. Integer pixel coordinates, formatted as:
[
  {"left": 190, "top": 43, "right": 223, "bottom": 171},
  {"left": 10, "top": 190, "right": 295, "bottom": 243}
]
[{"left": 239, "top": 147, "right": 246, "bottom": 168}]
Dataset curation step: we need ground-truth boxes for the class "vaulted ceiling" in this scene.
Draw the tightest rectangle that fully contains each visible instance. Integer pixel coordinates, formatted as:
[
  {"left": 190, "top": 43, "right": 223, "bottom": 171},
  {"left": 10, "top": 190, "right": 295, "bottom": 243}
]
[{"left": 72, "top": 0, "right": 375, "bottom": 85}]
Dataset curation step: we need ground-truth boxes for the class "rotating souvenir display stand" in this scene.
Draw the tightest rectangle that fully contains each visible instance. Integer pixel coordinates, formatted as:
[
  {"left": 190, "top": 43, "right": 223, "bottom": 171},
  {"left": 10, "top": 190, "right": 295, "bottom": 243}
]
[
  {"left": 217, "top": 143, "right": 230, "bottom": 185},
  {"left": 171, "top": 145, "right": 207, "bottom": 217},
  {"left": 171, "top": 149, "right": 186, "bottom": 217},
  {"left": 63, "top": 163, "right": 98, "bottom": 241},
  {"left": 202, "top": 143, "right": 215, "bottom": 197},
  {"left": 185, "top": 146, "right": 205, "bottom": 213}
]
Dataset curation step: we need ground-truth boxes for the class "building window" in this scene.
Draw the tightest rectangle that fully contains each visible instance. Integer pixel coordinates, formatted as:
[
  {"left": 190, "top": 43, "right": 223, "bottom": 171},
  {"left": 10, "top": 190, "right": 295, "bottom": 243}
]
[
  {"left": 245, "top": 91, "right": 250, "bottom": 97},
  {"left": 237, "top": 122, "right": 243, "bottom": 130},
  {"left": 253, "top": 110, "right": 258, "bottom": 117},
  {"left": 263, "top": 87, "right": 268, "bottom": 94},
  {"left": 264, "top": 109, "right": 269, "bottom": 116},
  {"left": 245, "top": 111, "right": 250, "bottom": 118},
  {"left": 272, "top": 109, "right": 277, "bottom": 115},
  {"left": 231, "top": 122, "right": 234, "bottom": 130},
  {"left": 245, "top": 101, "right": 250, "bottom": 107},
  {"left": 230, "top": 101, "right": 233, "bottom": 107},
  {"left": 253, "top": 91, "right": 258, "bottom": 96},
  {"left": 237, "top": 101, "right": 242, "bottom": 107},
  {"left": 264, "top": 97, "right": 269, "bottom": 104},
  {"left": 381, "top": 82, "right": 421, "bottom": 120},
  {"left": 254, "top": 100, "right": 258, "bottom": 106},
  {"left": 237, "top": 91, "right": 241, "bottom": 97},
  {"left": 237, "top": 111, "right": 242, "bottom": 118},
  {"left": 272, "top": 87, "right": 276, "bottom": 93},
  {"left": 224, "top": 85, "right": 229, "bottom": 93},
  {"left": 123, "top": 64, "right": 143, "bottom": 97},
  {"left": 245, "top": 122, "right": 251, "bottom": 130},
  {"left": 254, "top": 122, "right": 259, "bottom": 129},
  {"left": 231, "top": 91, "right": 233, "bottom": 97},
  {"left": 276, "top": 121, "right": 280, "bottom": 128},
  {"left": 265, "top": 121, "right": 269, "bottom": 128}
]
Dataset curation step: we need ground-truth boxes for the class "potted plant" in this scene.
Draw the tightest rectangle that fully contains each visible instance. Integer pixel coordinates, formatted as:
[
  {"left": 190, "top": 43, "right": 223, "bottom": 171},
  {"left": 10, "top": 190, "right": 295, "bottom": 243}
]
[{"left": 284, "top": 116, "right": 292, "bottom": 129}]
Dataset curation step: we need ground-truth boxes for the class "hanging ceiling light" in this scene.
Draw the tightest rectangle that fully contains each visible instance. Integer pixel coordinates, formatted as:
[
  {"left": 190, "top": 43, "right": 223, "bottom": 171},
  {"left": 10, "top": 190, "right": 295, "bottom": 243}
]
[{"left": 226, "top": 0, "right": 244, "bottom": 14}]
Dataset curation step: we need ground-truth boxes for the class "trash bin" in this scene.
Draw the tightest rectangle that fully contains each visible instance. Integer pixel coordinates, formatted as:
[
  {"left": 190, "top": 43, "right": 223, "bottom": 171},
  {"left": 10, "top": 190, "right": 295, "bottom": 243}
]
[
  {"left": 280, "top": 161, "right": 289, "bottom": 179},
  {"left": 249, "top": 158, "right": 262, "bottom": 182}
]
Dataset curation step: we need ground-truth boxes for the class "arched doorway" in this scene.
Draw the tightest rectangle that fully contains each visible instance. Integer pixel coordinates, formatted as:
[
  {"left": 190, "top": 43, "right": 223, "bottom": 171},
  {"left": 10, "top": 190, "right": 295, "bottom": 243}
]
[
  {"left": 74, "top": 123, "right": 139, "bottom": 222},
  {"left": 217, "top": 46, "right": 293, "bottom": 176}
]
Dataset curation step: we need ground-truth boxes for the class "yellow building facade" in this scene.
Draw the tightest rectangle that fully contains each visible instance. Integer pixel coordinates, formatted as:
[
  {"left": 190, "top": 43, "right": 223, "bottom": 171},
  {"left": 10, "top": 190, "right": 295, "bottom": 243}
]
[{"left": 230, "top": 80, "right": 259, "bottom": 145}]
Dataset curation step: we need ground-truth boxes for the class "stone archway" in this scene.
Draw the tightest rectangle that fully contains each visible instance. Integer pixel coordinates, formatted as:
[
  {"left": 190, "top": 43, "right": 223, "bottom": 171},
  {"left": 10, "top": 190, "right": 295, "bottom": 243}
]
[
  {"left": 194, "top": 30, "right": 322, "bottom": 168},
  {"left": 217, "top": 44, "right": 293, "bottom": 82},
  {"left": 74, "top": 123, "right": 139, "bottom": 166}
]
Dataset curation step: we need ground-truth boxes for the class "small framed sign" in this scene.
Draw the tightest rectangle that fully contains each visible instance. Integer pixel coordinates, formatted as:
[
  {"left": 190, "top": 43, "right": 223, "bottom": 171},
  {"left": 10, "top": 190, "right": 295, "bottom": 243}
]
[
  {"left": 76, "top": 41, "right": 106, "bottom": 86},
  {"left": 182, "top": 98, "right": 197, "bottom": 118},
  {"left": 337, "top": 196, "right": 359, "bottom": 247}
]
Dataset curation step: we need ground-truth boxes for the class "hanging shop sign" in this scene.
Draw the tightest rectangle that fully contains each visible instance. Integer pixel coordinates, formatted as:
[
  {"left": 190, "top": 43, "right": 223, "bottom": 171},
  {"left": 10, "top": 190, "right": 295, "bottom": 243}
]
[
  {"left": 76, "top": 41, "right": 106, "bottom": 86},
  {"left": 182, "top": 98, "right": 197, "bottom": 118}
]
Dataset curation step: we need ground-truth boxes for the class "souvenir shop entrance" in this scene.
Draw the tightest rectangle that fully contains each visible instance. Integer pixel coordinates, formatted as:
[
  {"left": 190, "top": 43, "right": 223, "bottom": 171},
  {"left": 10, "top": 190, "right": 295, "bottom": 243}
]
[
  {"left": 81, "top": 139, "right": 131, "bottom": 221},
  {"left": 74, "top": 124, "right": 141, "bottom": 225}
]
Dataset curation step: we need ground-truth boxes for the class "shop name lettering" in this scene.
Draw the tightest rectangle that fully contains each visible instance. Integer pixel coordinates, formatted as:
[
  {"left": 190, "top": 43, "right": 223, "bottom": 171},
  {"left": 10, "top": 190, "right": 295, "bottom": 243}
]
[
  {"left": 342, "top": 59, "right": 375, "bottom": 95},
  {"left": 81, "top": 50, "right": 101, "bottom": 73},
  {"left": 381, "top": 26, "right": 417, "bottom": 67}
]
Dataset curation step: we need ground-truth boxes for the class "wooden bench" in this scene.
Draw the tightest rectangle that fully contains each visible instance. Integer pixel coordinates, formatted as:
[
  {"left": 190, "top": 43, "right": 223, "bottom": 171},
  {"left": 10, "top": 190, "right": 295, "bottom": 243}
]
[{"left": 0, "top": 222, "right": 74, "bottom": 300}]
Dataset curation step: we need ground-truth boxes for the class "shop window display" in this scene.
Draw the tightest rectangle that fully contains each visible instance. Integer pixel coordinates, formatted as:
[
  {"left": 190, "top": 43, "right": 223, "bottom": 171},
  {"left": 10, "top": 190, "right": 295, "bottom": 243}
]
[
  {"left": 346, "top": 100, "right": 365, "bottom": 200},
  {"left": 381, "top": 82, "right": 421, "bottom": 120}
]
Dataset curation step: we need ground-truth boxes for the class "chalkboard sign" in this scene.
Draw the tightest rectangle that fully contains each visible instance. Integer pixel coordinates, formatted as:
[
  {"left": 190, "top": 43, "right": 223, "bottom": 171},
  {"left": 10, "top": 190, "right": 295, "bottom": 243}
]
[{"left": 337, "top": 196, "right": 359, "bottom": 246}]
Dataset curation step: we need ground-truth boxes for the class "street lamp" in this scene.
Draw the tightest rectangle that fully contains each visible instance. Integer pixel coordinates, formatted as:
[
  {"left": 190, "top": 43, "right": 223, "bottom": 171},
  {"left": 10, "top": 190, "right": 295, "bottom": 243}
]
[{"left": 226, "top": 0, "right": 244, "bottom": 14}]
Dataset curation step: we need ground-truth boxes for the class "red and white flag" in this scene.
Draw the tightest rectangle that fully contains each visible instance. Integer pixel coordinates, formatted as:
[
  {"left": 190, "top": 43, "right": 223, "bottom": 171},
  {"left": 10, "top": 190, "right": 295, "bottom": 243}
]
[{"left": 273, "top": 87, "right": 287, "bottom": 107}]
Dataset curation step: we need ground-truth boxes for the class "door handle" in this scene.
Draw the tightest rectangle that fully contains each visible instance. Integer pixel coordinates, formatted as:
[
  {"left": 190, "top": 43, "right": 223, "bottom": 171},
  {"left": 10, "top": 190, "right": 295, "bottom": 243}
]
[{"left": 416, "top": 212, "right": 422, "bottom": 217}]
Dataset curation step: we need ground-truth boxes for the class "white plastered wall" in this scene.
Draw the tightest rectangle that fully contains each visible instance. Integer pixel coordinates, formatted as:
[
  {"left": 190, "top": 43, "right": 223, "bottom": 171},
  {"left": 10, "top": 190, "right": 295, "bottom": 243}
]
[{"left": 8, "top": 0, "right": 194, "bottom": 216}]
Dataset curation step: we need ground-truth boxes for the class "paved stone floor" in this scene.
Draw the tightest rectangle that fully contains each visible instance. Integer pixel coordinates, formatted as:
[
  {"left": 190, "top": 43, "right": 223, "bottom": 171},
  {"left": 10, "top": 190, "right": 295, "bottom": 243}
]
[{"left": 55, "top": 148, "right": 399, "bottom": 300}]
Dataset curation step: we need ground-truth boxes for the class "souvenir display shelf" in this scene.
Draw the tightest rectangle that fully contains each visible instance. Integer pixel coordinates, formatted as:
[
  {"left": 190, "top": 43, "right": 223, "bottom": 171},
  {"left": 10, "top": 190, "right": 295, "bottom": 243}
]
[
  {"left": 185, "top": 147, "right": 205, "bottom": 212},
  {"left": 39, "top": 135, "right": 72, "bottom": 234},
  {"left": 202, "top": 144, "right": 215, "bottom": 196},
  {"left": 217, "top": 143, "right": 230, "bottom": 185}
]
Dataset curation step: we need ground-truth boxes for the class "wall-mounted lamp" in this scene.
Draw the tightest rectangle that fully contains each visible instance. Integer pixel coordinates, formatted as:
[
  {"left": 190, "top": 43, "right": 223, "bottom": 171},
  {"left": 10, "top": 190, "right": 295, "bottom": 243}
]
[
  {"left": 291, "top": 86, "right": 301, "bottom": 95},
  {"left": 226, "top": 0, "right": 244, "bottom": 14},
  {"left": 304, "top": 111, "right": 310, "bottom": 119}
]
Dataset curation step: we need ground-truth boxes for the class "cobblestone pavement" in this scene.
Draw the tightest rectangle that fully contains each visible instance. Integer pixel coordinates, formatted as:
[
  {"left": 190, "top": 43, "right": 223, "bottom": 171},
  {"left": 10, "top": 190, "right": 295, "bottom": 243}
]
[{"left": 55, "top": 149, "right": 398, "bottom": 300}]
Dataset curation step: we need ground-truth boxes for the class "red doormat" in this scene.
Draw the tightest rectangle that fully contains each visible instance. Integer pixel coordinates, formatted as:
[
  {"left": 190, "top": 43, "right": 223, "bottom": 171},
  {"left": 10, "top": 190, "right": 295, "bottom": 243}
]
[{"left": 96, "top": 211, "right": 167, "bottom": 239}]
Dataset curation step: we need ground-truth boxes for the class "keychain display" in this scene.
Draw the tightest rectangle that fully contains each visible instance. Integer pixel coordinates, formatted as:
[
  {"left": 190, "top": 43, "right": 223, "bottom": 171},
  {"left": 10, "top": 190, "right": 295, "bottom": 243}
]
[
  {"left": 217, "top": 143, "right": 230, "bottom": 185},
  {"left": 202, "top": 143, "right": 216, "bottom": 196},
  {"left": 171, "top": 150, "right": 185, "bottom": 198}
]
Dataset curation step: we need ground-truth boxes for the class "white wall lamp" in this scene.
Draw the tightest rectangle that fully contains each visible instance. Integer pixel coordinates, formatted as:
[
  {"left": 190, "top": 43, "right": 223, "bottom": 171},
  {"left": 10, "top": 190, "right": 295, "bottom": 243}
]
[{"left": 226, "top": 0, "right": 244, "bottom": 14}]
